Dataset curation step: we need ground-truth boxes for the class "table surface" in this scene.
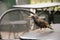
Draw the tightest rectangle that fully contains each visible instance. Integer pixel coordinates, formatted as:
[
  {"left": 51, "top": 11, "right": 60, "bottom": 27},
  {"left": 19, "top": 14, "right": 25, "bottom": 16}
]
[
  {"left": 20, "top": 24, "right": 60, "bottom": 40},
  {"left": 13, "top": 2, "right": 60, "bottom": 9}
]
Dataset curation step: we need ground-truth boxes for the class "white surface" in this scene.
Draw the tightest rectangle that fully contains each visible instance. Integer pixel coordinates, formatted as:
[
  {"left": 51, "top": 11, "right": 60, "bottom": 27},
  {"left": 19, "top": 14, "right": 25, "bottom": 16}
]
[
  {"left": 13, "top": 2, "right": 60, "bottom": 8},
  {"left": 20, "top": 24, "right": 60, "bottom": 40}
]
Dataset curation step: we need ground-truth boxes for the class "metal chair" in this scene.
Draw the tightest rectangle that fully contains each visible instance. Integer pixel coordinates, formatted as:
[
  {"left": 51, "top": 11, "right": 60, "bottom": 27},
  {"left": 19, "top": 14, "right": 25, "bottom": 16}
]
[
  {"left": 54, "top": 11, "right": 60, "bottom": 23},
  {"left": 0, "top": 8, "right": 33, "bottom": 39}
]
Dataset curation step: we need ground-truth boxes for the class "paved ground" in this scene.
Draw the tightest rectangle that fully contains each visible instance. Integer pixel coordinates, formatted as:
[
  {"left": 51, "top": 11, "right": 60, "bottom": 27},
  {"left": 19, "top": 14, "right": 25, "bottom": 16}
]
[{"left": 1, "top": 32, "right": 23, "bottom": 39}]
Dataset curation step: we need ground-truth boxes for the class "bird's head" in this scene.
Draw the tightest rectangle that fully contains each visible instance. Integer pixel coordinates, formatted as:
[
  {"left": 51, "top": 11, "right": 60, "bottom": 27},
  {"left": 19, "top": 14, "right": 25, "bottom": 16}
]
[{"left": 28, "top": 14, "right": 39, "bottom": 19}]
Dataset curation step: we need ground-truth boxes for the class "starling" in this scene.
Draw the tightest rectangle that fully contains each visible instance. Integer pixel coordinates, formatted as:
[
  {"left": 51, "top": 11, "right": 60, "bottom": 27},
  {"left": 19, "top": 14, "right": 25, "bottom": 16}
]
[{"left": 29, "top": 14, "right": 53, "bottom": 30}]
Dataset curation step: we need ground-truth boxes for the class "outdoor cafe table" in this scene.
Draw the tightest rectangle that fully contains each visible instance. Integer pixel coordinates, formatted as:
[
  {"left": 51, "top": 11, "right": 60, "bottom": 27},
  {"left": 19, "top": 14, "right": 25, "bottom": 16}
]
[{"left": 13, "top": 2, "right": 60, "bottom": 9}]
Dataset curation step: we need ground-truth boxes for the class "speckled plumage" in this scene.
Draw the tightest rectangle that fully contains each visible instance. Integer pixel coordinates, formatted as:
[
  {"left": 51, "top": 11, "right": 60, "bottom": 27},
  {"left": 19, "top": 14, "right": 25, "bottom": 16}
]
[{"left": 29, "top": 14, "right": 53, "bottom": 30}]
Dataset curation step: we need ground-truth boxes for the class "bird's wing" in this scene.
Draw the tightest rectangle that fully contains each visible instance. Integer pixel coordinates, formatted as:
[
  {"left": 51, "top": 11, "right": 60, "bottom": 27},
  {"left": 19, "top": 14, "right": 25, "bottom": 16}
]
[
  {"left": 34, "top": 14, "right": 50, "bottom": 26},
  {"left": 38, "top": 18, "right": 49, "bottom": 25}
]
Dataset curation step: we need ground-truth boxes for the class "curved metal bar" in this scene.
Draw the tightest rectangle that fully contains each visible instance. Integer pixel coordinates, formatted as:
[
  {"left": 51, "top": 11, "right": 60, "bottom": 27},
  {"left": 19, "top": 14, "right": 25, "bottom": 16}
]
[
  {"left": 0, "top": 8, "right": 34, "bottom": 23},
  {"left": 0, "top": 8, "right": 35, "bottom": 39}
]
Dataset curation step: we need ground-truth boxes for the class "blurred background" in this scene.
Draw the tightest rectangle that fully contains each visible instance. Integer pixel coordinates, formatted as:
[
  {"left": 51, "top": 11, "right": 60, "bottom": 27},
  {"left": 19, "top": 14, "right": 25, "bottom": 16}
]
[{"left": 0, "top": 0, "right": 60, "bottom": 39}]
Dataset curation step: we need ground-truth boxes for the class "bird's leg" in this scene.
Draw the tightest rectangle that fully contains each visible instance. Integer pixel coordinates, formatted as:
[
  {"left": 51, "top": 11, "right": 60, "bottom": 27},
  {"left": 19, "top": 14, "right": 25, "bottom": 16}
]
[{"left": 41, "top": 28, "right": 46, "bottom": 33}]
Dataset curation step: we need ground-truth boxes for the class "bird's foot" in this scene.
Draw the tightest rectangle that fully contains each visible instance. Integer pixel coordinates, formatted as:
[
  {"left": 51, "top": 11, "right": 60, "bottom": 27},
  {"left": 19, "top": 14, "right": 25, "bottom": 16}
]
[{"left": 33, "top": 28, "right": 41, "bottom": 33}]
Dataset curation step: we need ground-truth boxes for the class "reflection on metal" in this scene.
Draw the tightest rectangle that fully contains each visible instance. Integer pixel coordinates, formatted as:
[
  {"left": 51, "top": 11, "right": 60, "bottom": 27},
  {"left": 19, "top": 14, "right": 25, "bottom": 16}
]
[{"left": 16, "top": 0, "right": 19, "bottom": 5}]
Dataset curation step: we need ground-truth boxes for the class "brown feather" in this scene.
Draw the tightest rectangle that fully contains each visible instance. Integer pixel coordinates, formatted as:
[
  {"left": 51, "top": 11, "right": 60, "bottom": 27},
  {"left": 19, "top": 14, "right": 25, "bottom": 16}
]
[{"left": 29, "top": 14, "right": 53, "bottom": 30}]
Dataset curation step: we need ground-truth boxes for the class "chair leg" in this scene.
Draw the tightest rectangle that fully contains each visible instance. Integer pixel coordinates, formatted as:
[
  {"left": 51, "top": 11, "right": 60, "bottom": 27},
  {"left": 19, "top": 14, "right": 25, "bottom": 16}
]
[{"left": 0, "top": 32, "right": 2, "bottom": 39}]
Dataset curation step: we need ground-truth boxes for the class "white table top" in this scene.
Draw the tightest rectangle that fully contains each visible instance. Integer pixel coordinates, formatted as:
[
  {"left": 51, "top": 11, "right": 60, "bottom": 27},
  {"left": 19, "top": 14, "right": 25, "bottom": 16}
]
[
  {"left": 20, "top": 24, "right": 60, "bottom": 40},
  {"left": 13, "top": 2, "right": 60, "bottom": 9}
]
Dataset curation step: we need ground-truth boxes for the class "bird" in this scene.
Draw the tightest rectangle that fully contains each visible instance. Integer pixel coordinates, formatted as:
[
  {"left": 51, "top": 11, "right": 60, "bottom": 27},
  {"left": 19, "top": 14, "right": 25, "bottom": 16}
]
[{"left": 29, "top": 14, "right": 53, "bottom": 30}]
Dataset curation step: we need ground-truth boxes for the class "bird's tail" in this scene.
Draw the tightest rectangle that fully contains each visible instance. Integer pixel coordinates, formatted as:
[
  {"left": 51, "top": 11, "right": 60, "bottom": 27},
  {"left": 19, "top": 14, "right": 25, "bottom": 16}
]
[{"left": 47, "top": 25, "right": 53, "bottom": 30}]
